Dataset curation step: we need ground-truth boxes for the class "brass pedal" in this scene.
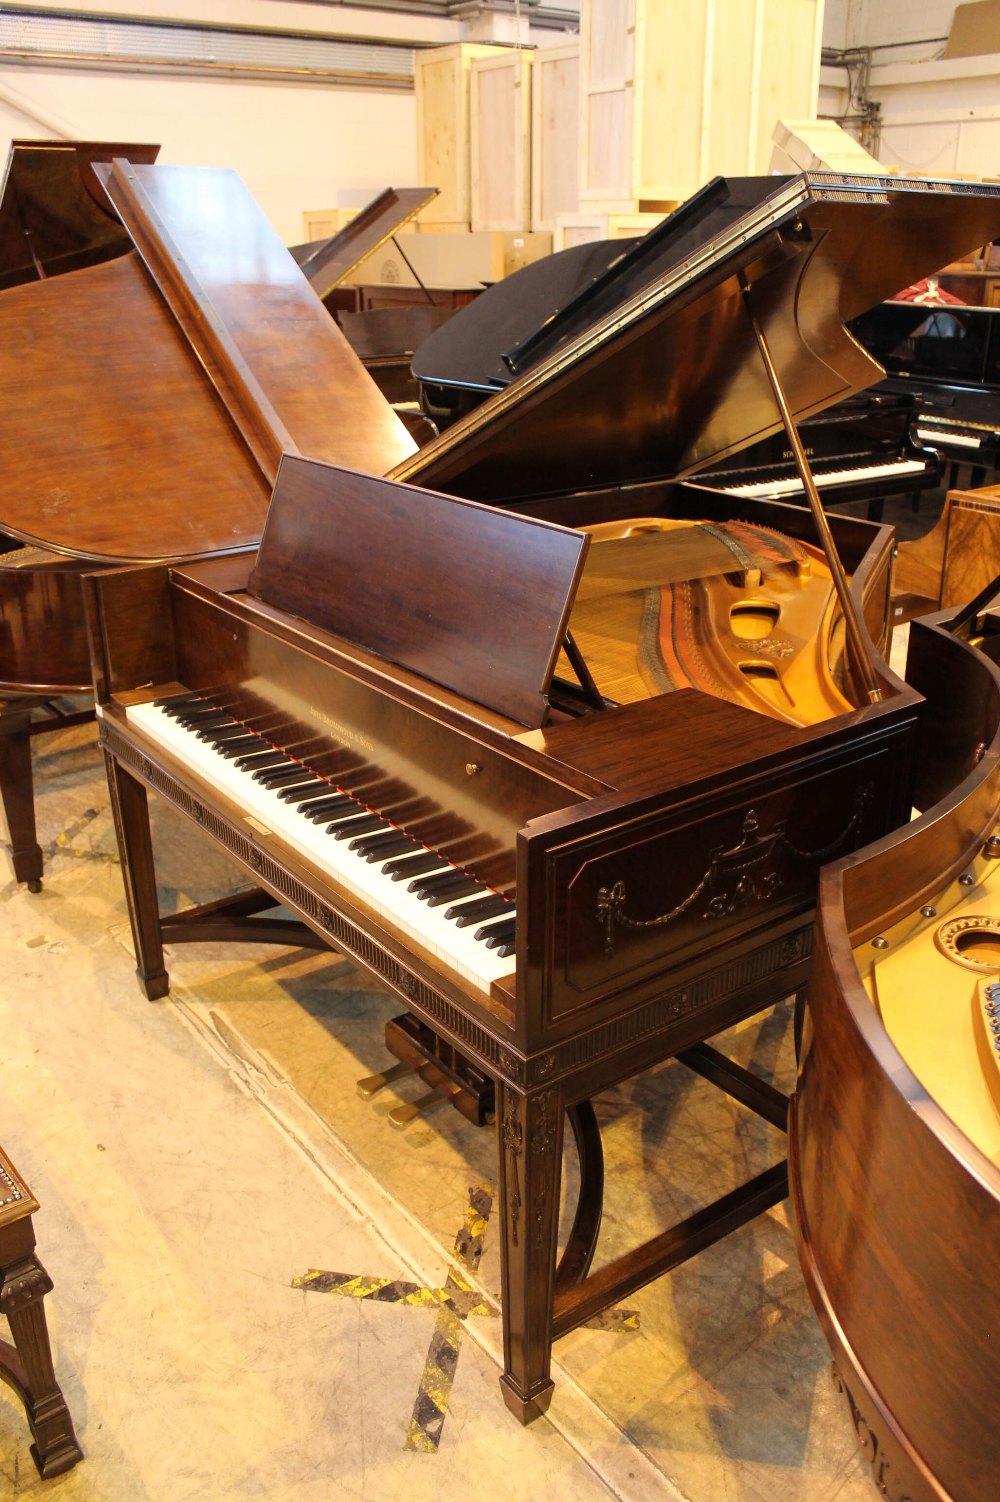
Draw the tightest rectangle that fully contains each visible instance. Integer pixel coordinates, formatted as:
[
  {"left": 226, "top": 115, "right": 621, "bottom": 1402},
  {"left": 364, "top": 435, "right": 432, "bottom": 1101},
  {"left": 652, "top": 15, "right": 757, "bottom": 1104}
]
[
  {"left": 356, "top": 1059, "right": 416, "bottom": 1101},
  {"left": 388, "top": 1089, "right": 448, "bottom": 1130}
]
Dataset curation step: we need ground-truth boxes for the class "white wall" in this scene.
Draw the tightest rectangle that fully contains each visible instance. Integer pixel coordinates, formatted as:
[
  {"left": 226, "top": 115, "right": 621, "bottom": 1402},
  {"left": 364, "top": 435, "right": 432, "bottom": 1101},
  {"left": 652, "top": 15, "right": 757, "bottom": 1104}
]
[
  {"left": 0, "top": 0, "right": 570, "bottom": 242},
  {"left": 819, "top": 0, "right": 1000, "bottom": 179},
  {"left": 0, "top": 66, "right": 420, "bottom": 243}
]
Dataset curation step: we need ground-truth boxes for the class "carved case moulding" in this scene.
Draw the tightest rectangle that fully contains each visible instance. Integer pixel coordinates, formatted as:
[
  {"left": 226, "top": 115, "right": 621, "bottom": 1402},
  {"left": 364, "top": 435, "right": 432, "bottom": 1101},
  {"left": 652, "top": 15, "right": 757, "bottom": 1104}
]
[{"left": 596, "top": 788, "right": 874, "bottom": 959}]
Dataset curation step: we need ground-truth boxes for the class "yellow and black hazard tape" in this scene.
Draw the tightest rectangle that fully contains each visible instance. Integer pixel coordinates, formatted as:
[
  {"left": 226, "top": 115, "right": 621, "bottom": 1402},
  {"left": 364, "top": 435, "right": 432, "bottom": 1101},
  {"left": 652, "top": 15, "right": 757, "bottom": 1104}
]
[
  {"left": 294, "top": 1178, "right": 639, "bottom": 1452},
  {"left": 292, "top": 1270, "right": 453, "bottom": 1310},
  {"left": 44, "top": 808, "right": 117, "bottom": 864}
]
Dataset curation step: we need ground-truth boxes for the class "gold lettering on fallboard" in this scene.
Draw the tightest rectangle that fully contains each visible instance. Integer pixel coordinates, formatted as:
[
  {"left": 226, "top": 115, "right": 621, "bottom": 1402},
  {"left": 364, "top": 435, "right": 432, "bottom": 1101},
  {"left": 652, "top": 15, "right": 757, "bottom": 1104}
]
[{"left": 307, "top": 707, "right": 375, "bottom": 752}]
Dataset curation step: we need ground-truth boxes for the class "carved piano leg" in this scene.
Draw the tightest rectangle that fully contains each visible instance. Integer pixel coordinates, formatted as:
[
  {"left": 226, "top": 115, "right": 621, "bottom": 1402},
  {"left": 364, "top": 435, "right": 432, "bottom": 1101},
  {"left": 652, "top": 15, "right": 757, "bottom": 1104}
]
[
  {"left": 496, "top": 1083, "right": 563, "bottom": 1424},
  {"left": 0, "top": 704, "right": 43, "bottom": 892},
  {"left": 103, "top": 752, "right": 169, "bottom": 1000}
]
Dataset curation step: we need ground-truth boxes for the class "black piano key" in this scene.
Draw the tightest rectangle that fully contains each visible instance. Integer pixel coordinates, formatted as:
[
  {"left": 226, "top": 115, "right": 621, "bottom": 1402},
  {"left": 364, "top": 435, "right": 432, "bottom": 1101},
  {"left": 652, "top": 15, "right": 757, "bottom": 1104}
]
[
  {"left": 276, "top": 779, "right": 329, "bottom": 803},
  {"left": 383, "top": 851, "right": 450, "bottom": 881},
  {"left": 199, "top": 724, "right": 253, "bottom": 744},
  {"left": 194, "top": 719, "right": 242, "bottom": 739},
  {"left": 447, "top": 894, "right": 512, "bottom": 926},
  {"left": 217, "top": 737, "right": 262, "bottom": 759},
  {"left": 254, "top": 764, "right": 308, "bottom": 787},
  {"left": 348, "top": 827, "right": 405, "bottom": 854},
  {"left": 410, "top": 870, "right": 479, "bottom": 901},
  {"left": 302, "top": 795, "right": 357, "bottom": 821},
  {"left": 155, "top": 691, "right": 204, "bottom": 710},
  {"left": 236, "top": 750, "right": 288, "bottom": 772},
  {"left": 355, "top": 833, "right": 415, "bottom": 862},
  {"left": 475, "top": 917, "right": 517, "bottom": 947},
  {"left": 425, "top": 879, "right": 482, "bottom": 908},
  {"left": 493, "top": 939, "right": 516, "bottom": 959},
  {"left": 173, "top": 707, "right": 227, "bottom": 725},
  {"left": 332, "top": 814, "right": 385, "bottom": 841},
  {"left": 323, "top": 807, "right": 372, "bottom": 830}
]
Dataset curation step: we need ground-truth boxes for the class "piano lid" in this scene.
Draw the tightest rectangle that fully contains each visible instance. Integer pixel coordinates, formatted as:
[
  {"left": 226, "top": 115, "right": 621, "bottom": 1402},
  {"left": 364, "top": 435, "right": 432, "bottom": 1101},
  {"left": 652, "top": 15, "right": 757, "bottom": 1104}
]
[
  {"left": 0, "top": 159, "right": 416, "bottom": 563},
  {"left": 0, "top": 138, "right": 160, "bottom": 290},
  {"left": 288, "top": 186, "right": 439, "bottom": 302},
  {"left": 412, "top": 176, "right": 781, "bottom": 397},
  {"left": 393, "top": 173, "right": 1000, "bottom": 503}
]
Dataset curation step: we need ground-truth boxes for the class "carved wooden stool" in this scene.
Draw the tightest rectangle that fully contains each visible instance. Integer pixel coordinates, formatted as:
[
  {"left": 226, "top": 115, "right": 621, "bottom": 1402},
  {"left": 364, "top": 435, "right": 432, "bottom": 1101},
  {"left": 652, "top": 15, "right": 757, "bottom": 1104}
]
[{"left": 0, "top": 1148, "right": 82, "bottom": 1477}]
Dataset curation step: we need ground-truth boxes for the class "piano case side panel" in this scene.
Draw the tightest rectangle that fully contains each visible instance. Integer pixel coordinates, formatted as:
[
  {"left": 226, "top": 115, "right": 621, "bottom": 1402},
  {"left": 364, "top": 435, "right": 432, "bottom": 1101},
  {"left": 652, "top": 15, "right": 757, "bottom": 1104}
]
[
  {"left": 516, "top": 717, "right": 916, "bottom": 1058},
  {"left": 791, "top": 896, "right": 1000, "bottom": 1502},
  {"left": 83, "top": 565, "right": 177, "bottom": 704}
]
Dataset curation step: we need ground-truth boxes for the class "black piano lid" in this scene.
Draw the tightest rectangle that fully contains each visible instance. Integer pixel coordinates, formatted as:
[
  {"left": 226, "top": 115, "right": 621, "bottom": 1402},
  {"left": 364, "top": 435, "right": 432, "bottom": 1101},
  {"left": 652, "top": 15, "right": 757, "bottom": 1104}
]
[
  {"left": 412, "top": 175, "right": 782, "bottom": 396},
  {"left": 393, "top": 172, "right": 1000, "bottom": 505},
  {"left": 287, "top": 186, "right": 439, "bottom": 302},
  {"left": 0, "top": 138, "right": 160, "bottom": 291}
]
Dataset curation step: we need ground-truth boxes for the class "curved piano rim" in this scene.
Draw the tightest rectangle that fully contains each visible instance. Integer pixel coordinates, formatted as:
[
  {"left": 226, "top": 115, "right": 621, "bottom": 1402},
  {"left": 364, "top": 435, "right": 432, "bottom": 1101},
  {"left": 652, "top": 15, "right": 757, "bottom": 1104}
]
[{"left": 790, "top": 618, "right": 1000, "bottom": 1502}]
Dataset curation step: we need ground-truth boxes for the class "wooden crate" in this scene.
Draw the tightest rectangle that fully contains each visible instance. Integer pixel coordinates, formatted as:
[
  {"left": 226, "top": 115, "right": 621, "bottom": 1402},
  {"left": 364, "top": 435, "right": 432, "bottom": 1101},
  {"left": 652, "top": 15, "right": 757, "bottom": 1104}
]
[
  {"left": 553, "top": 209, "right": 668, "bottom": 251},
  {"left": 470, "top": 49, "right": 533, "bottom": 232},
  {"left": 531, "top": 42, "right": 580, "bottom": 230},
  {"left": 344, "top": 229, "right": 553, "bottom": 289},
  {"left": 579, "top": 0, "right": 824, "bottom": 210},
  {"left": 415, "top": 43, "right": 508, "bottom": 227},
  {"left": 301, "top": 207, "right": 355, "bottom": 241}
]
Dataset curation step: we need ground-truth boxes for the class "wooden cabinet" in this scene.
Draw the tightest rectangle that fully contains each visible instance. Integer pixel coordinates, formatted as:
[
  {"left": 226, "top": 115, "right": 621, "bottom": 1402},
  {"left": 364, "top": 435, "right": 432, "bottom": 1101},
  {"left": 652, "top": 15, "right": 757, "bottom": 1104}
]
[
  {"left": 415, "top": 43, "right": 508, "bottom": 228},
  {"left": 470, "top": 49, "right": 533, "bottom": 231},
  {"left": 531, "top": 43, "right": 580, "bottom": 230},
  {"left": 579, "top": 0, "right": 824, "bottom": 210},
  {"left": 553, "top": 209, "right": 667, "bottom": 250}
]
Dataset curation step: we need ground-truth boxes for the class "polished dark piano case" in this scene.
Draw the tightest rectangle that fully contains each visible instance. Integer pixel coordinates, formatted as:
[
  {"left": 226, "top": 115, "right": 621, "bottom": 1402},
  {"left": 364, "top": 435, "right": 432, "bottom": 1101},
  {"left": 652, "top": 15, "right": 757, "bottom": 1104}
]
[
  {"left": 791, "top": 597, "right": 1000, "bottom": 1502},
  {"left": 91, "top": 171, "right": 1000, "bottom": 1425},
  {"left": 0, "top": 148, "right": 415, "bottom": 891}
]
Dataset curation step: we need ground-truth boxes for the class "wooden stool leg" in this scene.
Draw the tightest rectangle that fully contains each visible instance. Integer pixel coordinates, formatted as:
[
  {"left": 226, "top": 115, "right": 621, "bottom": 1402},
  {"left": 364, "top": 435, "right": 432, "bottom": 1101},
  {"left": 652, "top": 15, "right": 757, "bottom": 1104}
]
[
  {"left": 103, "top": 751, "right": 169, "bottom": 999},
  {"left": 0, "top": 708, "right": 43, "bottom": 892},
  {"left": 1, "top": 1253, "right": 82, "bottom": 1477}
]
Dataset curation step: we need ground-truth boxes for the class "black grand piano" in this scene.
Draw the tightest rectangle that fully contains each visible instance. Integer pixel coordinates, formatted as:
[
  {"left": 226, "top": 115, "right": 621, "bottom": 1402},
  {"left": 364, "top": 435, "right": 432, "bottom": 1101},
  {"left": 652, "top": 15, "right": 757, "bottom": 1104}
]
[{"left": 412, "top": 175, "right": 940, "bottom": 515}]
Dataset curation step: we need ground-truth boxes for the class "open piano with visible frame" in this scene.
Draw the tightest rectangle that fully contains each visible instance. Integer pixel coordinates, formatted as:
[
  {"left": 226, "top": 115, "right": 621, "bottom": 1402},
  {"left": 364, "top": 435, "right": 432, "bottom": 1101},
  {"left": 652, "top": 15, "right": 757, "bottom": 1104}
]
[{"left": 89, "top": 171, "right": 1000, "bottom": 1423}]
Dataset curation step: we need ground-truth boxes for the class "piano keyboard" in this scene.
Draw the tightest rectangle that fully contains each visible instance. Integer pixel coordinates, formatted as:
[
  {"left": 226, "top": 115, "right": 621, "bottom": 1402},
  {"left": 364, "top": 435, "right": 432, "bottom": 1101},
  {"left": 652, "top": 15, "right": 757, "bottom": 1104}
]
[
  {"left": 689, "top": 455, "right": 927, "bottom": 500},
  {"left": 116, "top": 693, "right": 518, "bottom": 995},
  {"left": 916, "top": 426, "right": 983, "bottom": 450}
]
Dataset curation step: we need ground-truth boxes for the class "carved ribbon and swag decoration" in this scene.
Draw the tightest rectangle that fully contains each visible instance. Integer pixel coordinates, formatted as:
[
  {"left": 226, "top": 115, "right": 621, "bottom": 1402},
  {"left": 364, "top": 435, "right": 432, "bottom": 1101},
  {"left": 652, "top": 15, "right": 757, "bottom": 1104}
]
[{"left": 596, "top": 782, "right": 874, "bottom": 958}]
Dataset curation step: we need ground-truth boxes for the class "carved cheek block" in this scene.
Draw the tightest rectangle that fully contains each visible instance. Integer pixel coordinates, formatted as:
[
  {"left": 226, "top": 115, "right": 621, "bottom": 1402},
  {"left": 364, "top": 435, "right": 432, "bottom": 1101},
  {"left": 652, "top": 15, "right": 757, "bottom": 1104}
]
[{"left": 540, "top": 742, "right": 899, "bottom": 1024}]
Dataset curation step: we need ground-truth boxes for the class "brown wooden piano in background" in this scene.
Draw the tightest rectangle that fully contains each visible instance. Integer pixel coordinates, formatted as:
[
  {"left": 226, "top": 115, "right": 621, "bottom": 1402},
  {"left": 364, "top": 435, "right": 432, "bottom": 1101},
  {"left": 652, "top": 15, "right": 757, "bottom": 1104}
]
[
  {"left": 791, "top": 593, "right": 1000, "bottom": 1502},
  {"left": 88, "top": 172, "right": 1000, "bottom": 1424},
  {"left": 0, "top": 146, "right": 414, "bottom": 891}
]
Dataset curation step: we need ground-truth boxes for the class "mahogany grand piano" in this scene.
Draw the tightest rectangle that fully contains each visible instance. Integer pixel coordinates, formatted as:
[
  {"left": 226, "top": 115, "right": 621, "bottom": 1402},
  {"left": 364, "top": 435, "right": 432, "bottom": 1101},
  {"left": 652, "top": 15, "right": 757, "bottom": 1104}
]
[
  {"left": 791, "top": 589, "right": 1000, "bottom": 1502},
  {"left": 89, "top": 172, "right": 1000, "bottom": 1423},
  {"left": 0, "top": 147, "right": 414, "bottom": 891}
]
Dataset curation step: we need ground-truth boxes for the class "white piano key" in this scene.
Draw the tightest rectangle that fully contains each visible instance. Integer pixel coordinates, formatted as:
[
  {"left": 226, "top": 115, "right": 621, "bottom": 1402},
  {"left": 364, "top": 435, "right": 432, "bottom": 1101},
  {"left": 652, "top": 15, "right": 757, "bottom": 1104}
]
[
  {"left": 916, "top": 427, "right": 983, "bottom": 449},
  {"left": 689, "top": 456, "right": 927, "bottom": 499},
  {"left": 112, "top": 700, "right": 516, "bottom": 995}
]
